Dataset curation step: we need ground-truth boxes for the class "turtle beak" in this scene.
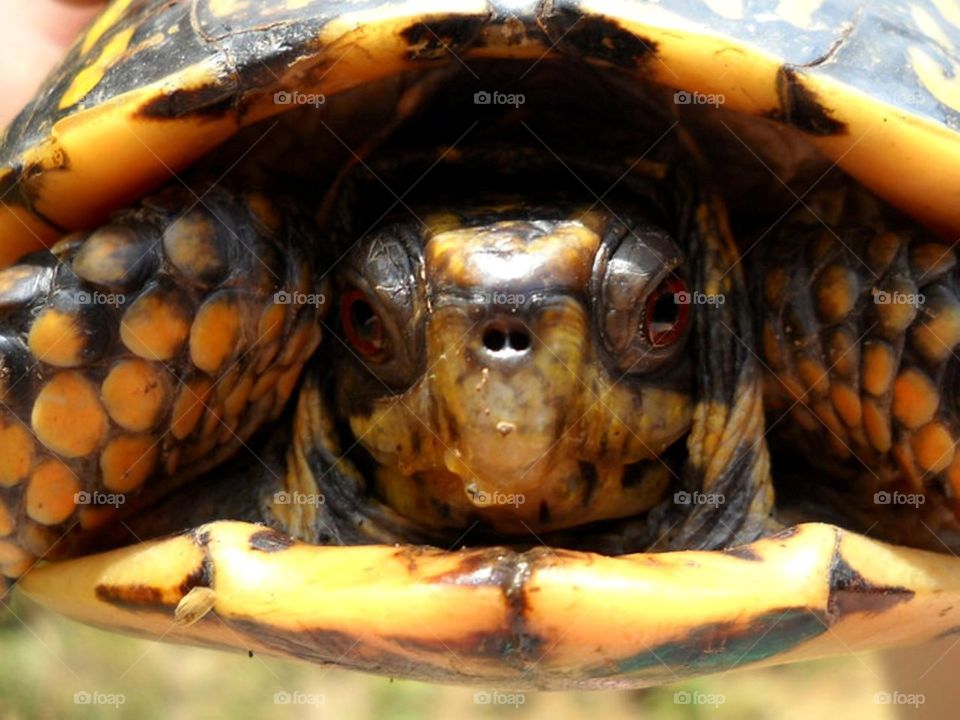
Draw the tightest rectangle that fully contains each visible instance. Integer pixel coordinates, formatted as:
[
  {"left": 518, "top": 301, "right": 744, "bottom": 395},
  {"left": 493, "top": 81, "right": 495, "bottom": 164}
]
[{"left": 17, "top": 521, "right": 960, "bottom": 689}]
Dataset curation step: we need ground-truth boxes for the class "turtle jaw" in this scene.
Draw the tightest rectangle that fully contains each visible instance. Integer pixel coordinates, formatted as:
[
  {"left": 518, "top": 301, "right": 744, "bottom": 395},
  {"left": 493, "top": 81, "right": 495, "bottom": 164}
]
[
  {"left": 17, "top": 520, "right": 960, "bottom": 689},
  {"left": 342, "top": 292, "right": 692, "bottom": 534}
]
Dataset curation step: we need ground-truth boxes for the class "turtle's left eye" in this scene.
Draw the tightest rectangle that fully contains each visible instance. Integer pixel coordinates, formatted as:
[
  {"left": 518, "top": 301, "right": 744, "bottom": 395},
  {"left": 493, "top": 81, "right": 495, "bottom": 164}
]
[
  {"left": 644, "top": 276, "right": 691, "bottom": 347},
  {"left": 596, "top": 220, "right": 690, "bottom": 374},
  {"left": 342, "top": 287, "right": 386, "bottom": 360}
]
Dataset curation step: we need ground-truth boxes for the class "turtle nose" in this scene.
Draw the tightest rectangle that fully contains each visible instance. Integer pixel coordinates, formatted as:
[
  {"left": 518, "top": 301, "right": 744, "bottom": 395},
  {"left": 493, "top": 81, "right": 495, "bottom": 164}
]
[{"left": 481, "top": 318, "right": 531, "bottom": 359}]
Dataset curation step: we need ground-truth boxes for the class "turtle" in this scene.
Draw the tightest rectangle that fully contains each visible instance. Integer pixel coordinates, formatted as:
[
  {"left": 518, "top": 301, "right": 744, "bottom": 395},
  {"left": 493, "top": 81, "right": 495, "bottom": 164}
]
[{"left": 2, "top": 0, "right": 960, "bottom": 692}]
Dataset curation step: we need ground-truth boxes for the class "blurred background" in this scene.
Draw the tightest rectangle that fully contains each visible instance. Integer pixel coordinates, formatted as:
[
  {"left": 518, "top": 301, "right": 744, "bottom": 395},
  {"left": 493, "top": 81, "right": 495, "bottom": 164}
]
[{"left": 1, "top": 591, "right": 956, "bottom": 719}]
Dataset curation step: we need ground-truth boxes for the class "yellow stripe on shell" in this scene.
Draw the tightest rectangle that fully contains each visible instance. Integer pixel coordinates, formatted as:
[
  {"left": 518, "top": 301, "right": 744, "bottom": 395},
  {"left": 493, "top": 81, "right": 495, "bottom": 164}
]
[{"left": 16, "top": 521, "right": 960, "bottom": 687}]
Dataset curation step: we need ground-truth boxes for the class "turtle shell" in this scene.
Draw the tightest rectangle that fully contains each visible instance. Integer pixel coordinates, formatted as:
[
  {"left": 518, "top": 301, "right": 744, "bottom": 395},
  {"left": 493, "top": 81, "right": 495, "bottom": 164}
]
[
  {"left": 3, "top": 0, "right": 960, "bottom": 267},
  {"left": 8, "top": 0, "right": 960, "bottom": 691}
]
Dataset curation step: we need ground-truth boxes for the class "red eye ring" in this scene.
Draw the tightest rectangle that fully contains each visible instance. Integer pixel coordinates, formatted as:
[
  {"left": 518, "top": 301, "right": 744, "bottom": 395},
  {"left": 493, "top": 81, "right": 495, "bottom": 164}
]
[
  {"left": 341, "top": 287, "right": 386, "bottom": 359},
  {"left": 643, "top": 275, "right": 691, "bottom": 347}
]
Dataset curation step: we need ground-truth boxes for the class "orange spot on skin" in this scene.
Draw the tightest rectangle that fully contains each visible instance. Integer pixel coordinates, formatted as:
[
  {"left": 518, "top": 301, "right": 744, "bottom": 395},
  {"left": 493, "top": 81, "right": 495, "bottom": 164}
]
[
  {"left": 101, "top": 359, "right": 168, "bottom": 432},
  {"left": 279, "top": 325, "right": 321, "bottom": 367},
  {"left": 830, "top": 384, "right": 862, "bottom": 428},
  {"left": 100, "top": 435, "right": 158, "bottom": 493},
  {"left": 190, "top": 295, "right": 242, "bottom": 374},
  {"left": 20, "top": 523, "right": 57, "bottom": 557},
  {"left": 2, "top": 557, "right": 34, "bottom": 578},
  {"left": 247, "top": 193, "right": 281, "bottom": 234},
  {"left": 257, "top": 303, "right": 287, "bottom": 347},
  {"left": 892, "top": 369, "right": 939, "bottom": 430},
  {"left": 121, "top": 290, "right": 191, "bottom": 361},
  {"left": 250, "top": 368, "right": 280, "bottom": 402},
  {"left": 861, "top": 343, "right": 896, "bottom": 397},
  {"left": 913, "top": 423, "right": 956, "bottom": 473},
  {"left": 911, "top": 297, "right": 960, "bottom": 362},
  {"left": 0, "top": 418, "right": 34, "bottom": 487},
  {"left": 31, "top": 372, "right": 108, "bottom": 457},
  {"left": 796, "top": 357, "right": 829, "bottom": 396},
  {"left": 866, "top": 232, "right": 901, "bottom": 273},
  {"left": 163, "top": 212, "right": 226, "bottom": 284},
  {"left": 26, "top": 460, "right": 80, "bottom": 525},
  {"left": 0, "top": 501, "right": 13, "bottom": 536},
  {"left": 863, "top": 399, "right": 892, "bottom": 453},
  {"left": 28, "top": 308, "right": 87, "bottom": 367},
  {"left": 72, "top": 224, "right": 145, "bottom": 288},
  {"left": 223, "top": 373, "right": 255, "bottom": 420},
  {"left": 815, "top": 264, "right": 858, "bottom": 323},
  {"left": 947, "top": 453, "right": 960, "bottom": 498},
  {"left": 0, "top": 540, "right": 30, "bottom": 565},
  {"left": 171, "top": 377, "right": 213, "bottom": 440},
  {"left": 274, "top": 364, "right": 304, "bottom": 417},
  {"left": 827, "top": 330, "right": 856, "bottom": 377},
  {"left": 911, "top": 243, "right": 956, "bottom": 281}
]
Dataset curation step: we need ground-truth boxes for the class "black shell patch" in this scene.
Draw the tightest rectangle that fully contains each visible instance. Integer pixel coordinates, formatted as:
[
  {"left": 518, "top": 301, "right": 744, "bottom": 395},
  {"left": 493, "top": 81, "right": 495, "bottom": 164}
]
[
  {"left": 543, "top": 9, "right": 656, "bottom": 68},
  {"left": 773, "top": 66, "right": 847, "bottom": 136},
  {"left": 95, "top": 582, "right": 165, "bottom": 610},
  {"left": 827, "top": 552, "right": 914, "bottom": 616},
  {"left": 249, "top": 528, "right": 296, "bottom": 553},
  {"left": 401, "top": 16, "right": 487, "bottom": 60},
  {"left": 139, "top": 82, "right": 236, "bottom": 119}
]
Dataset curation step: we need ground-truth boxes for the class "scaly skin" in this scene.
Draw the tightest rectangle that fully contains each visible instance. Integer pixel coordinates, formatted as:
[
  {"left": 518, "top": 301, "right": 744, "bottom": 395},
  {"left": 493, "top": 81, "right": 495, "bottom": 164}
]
[
  {"left": 755, "top": 184, "right": 960, "bottom": 548},
  {"left": 0, "top": 187, "right": 323, "bottom": 577}
]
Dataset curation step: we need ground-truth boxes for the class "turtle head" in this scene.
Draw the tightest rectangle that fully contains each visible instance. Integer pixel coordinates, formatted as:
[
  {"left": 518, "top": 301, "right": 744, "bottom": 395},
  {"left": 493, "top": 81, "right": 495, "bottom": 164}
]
[{"left": 332, "top": 207, "right": 694, "bottom": 533}]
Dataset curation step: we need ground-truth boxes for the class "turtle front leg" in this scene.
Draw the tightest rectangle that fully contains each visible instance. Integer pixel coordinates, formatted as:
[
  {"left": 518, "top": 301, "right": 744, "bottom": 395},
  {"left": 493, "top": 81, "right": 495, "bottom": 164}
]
[
  {"left": 754, "top": 183, "right": 960, "bottom": 549},
  {"left": 0, "top": 187, "right": 325, "bottom": 578}
]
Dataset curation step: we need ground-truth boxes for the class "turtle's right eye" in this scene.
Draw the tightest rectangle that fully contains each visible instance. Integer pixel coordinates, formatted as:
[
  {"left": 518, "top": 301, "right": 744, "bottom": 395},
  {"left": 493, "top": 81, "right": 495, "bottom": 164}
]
[
  {"left": 342, "top": 287, "right": 386, "bottom": 361},
  {"left": 335, "top": 230, "right": 425, "bottom": 390}
]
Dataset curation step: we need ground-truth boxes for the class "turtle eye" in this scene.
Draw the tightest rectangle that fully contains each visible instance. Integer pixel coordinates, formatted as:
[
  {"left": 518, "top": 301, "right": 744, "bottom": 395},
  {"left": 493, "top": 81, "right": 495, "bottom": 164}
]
[
  {"left": 643, "top": 275, "right": 691, "bottom": 347},
  {"left": 342, "top": 287, "right": 386, "bottom": 359}
]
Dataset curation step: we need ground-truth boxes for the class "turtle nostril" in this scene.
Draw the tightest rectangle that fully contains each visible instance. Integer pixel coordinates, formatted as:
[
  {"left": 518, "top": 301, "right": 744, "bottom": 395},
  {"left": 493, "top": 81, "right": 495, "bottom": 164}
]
[
  {"left": 508, "top": 329, "right": 530, "bottom": 351},
  {"left": 482, "top": 323, "right": 531, "bottom": 355},
  {"left": 483, "top": 328, "right": 507, "bottom": 352}
]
